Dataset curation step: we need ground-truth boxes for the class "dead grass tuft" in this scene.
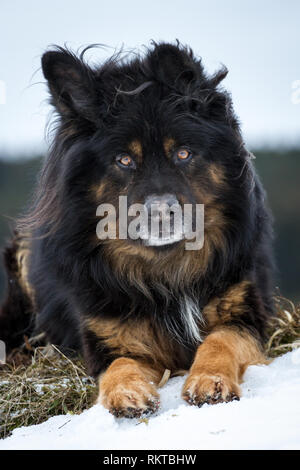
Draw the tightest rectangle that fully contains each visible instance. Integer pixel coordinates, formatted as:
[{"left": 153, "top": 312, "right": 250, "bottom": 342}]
[
  {"left": 266, "top": 296, "right": 300, "bottom": 357},
  {"left": 0, "top": 345, "right": 96, "bottom": 439}
]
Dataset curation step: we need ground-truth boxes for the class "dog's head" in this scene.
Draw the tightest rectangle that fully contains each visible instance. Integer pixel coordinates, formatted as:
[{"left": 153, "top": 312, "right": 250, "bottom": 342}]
[{"left": 38, "top": 42, "right": 253, "bottom": 283}]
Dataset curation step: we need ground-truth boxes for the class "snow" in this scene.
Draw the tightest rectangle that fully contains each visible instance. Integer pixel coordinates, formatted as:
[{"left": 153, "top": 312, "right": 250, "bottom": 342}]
[{"left": 1, "top": 350, "right": 300, "bottom": 450}]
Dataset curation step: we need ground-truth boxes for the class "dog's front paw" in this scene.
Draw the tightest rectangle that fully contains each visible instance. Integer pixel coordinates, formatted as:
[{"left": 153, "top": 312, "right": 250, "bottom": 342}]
[
  {"left": 182, "top": 372, "right": 240, "bottom": 407},
  {"left": 99, "top": 373, "right": 160, "bottom": 418}
]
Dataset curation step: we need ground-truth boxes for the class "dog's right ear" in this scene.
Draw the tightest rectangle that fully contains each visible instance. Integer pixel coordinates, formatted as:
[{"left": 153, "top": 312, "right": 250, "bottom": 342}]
[{"left": 42, "top": 48, "right": 99, "bottom": 123}]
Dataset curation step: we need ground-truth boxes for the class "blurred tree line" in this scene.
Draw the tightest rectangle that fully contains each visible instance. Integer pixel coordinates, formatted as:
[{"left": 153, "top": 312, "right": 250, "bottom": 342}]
[{"left": 0, "top": 149, "right": 299, "bottom": 303}]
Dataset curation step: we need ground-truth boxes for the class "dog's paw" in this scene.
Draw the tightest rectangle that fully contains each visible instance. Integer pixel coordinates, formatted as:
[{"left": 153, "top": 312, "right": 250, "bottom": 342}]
[
  {"left": 99, "top": 377, "right": 160, "bottom": 418},
  {"left": 182, "top": 372, "right": 240, "bottom": 407}
]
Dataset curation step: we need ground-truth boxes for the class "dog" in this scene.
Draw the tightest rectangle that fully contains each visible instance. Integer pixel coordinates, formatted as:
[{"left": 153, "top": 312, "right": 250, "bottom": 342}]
[{"left": 0, "top": 41, "right": 274, "bottom": 417}]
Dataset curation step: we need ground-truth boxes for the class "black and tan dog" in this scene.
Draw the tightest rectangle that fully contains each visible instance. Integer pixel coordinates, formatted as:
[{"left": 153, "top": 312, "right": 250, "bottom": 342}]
[{"left": 0, "top": 42, "right": 274, "bottom": 417}]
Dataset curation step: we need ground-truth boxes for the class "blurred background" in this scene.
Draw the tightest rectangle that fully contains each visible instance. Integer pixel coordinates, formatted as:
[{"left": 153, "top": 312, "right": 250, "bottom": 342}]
[{"left": 0, "top": 0, "right": 299, "bottom": 302}]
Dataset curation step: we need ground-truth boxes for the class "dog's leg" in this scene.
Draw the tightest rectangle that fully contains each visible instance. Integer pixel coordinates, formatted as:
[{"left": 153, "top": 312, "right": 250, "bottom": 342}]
[
  {"left": 182, "top": 327, "right": 266, "bottom": 406},
  {"left": 83, "top": 316, "right": 177, "bottom": 418},
  {"left": 98, "top": 357, "right": 161, "bottom": 418}
]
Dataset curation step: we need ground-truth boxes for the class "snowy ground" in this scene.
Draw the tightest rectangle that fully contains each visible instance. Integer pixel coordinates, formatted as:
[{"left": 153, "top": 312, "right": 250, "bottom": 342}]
[{"left": 1, "top": 349, "right": 300, "bottom": 450}]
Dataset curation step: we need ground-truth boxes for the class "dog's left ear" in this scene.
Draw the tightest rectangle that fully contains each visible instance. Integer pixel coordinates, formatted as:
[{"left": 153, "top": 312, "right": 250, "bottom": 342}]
[
  {"left": 42, "top": 48, "right": 99, "bottom": 123},
  {"left": 209, "top": 67, "right": 228, "bottom": 88},
  {"left": 147, "top": 42, "right": 199, "bottom": 89}
]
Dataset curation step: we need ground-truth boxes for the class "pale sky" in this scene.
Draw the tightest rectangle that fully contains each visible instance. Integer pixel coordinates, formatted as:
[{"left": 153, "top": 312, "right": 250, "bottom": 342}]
[{"left": 0, "top": 0, "right": 300, "bottom": 157}]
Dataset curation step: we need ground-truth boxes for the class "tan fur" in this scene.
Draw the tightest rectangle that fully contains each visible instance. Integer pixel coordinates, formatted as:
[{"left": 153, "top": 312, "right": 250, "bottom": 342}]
[
  {"left": 182, "top": 328, "right": 266, "bottom": 405},
  {"left": 15, "top": 235, "right": 35, "bottom": 305},
  {"left": 91, "top": 180, "right": 125, "bottom": 204},
  {"left": 163, "top": 137, "right": 176, "bottom": 156},
  {"left": 102, "top": 242, "right": 204, "bottom": 293},
  {"left": 128, "top": 139, "right": 143, "bottom": 162},
  {"left": 98, "top": 357, "right": 160, "bottom": 416},
  {"left": 204, "top": 280, "right": 252, "bottom": 328},
  {"left": 204, "top": 203, "right": 227, "bottom": 256},
  {"left": 86, "top": 316, "right": 191, "bottom": 373},
  {"left": 189, "top": 180, "right": 228, "bottom": 268},
  {"left": 208, "top": 163, "right": 226, "bottom": 186},
  {"left": 91, "top": 181, "right": 110, "bottom": 201}
]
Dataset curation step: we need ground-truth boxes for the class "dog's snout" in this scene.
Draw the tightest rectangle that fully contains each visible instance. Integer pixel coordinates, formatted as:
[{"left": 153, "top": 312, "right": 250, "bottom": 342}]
[
  {"left": 144, "top": 194, "right": 179, "bottom": 212},
  {"left": 144, "top": 194, "right": 180, "bottom": 233}
]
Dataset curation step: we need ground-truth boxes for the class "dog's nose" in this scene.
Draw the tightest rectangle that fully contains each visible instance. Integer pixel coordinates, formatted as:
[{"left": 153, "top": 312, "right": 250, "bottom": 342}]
[
  {"left": 144, "top": 194, "right": 179, "bottom": 213},
  {"left": 144, "top": 194, "right": 180, "bottom": 227},
  {"left": 143, "top": 194, "right": 183, "bottom": 242}
]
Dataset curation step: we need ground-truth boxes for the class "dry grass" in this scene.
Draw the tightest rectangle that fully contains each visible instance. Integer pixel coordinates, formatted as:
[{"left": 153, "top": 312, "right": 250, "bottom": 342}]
[
  {"left": 266, "top": 296, "right": 300, "bottom": 357},
  {"left": 0, "top": 344, "right": 96, "bottom": 439},
  {"left": 0, "top": 296, "right": 299, "bottom": 439}
]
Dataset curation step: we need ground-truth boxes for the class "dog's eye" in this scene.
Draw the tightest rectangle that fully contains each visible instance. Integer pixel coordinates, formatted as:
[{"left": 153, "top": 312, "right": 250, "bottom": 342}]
[
  {"left": 116, "top": 154, "right": 136, "bottom": 169},
  {"left": 176, "top": 148, "right": 192, "bottom": 163}
]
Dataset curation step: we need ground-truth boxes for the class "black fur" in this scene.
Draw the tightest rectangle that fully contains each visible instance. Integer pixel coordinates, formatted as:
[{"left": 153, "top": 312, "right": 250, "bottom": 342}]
[
  {"left": 0, "top": 42, "right": 274, "bottom": 376},
  {"left": 0, "top": 236, "right": 34, "bottom": 348}
]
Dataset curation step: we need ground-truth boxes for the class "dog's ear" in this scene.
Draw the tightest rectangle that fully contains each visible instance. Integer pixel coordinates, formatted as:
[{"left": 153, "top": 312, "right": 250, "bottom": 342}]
[
  {"left": 42, "top": 48, "right": 99, "bottom": 123},
  {"left": 209, "top": 67, "right": 228, "bottom": 88},
  {"left": 147, "top": 43, "right": 200, "bottom": 89}
]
